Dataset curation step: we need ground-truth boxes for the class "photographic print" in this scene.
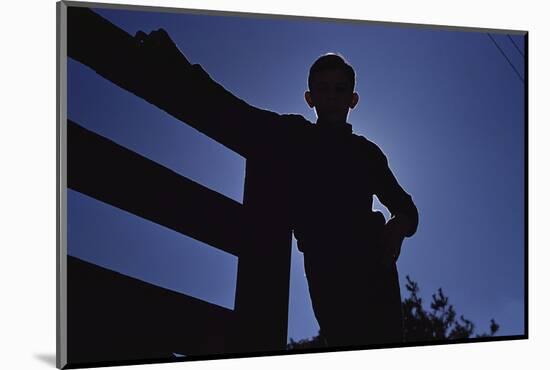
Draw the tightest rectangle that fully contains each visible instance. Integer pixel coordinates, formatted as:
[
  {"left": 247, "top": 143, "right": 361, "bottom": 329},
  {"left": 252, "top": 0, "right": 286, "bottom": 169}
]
[{"left": 57, "top": 1, "right": 527, "bottom": 368}]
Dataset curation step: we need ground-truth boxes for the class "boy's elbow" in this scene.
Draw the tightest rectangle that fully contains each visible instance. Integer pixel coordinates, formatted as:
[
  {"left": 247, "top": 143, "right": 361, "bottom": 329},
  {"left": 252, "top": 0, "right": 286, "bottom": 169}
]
[
  {"left": 404, "top": 199, "right": 419, "bottom": 237},
  {"left": 393, "top": 196, "right": 419, "bottom": 238}
]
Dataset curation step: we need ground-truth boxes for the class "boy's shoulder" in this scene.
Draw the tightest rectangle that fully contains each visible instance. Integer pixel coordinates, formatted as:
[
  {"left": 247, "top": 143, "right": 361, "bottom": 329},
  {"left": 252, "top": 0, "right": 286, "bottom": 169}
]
[
  {"left": 353, "top": 133, "right": 382, "bottom": 149},
  {"left": 352, "top": 133, "right": 388, "bottom": 163},
  {"left": 279, "top": 113, "right": 312, "bottom": 128},
  {"left": 277, "top": 113, "right": 315, "bottom": 140}
]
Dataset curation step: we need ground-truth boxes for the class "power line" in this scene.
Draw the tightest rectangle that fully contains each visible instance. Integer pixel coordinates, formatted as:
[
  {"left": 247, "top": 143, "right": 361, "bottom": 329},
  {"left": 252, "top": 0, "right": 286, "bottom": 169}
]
[
  {"left": 486, "top": 33, "right": 524, "bottom": 84},
  {"left": 507, "top": 35, "right": 525, "bottom": 58}
]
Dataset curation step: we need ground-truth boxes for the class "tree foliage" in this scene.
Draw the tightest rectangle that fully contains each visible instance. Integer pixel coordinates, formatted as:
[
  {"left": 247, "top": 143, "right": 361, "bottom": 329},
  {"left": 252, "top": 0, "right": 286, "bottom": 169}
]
[
  {"left": 287, "top": 275, "right": 499, "bottom": 350},
  {"left": 402, "top": 275, "right": 499, "bottom": 342}
]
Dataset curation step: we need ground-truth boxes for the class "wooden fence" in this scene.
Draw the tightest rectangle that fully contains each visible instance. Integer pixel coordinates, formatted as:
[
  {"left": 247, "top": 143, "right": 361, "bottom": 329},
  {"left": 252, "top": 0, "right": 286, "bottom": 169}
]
[{"left": 66, "top": 6, "right": 292, "bottom": 365}]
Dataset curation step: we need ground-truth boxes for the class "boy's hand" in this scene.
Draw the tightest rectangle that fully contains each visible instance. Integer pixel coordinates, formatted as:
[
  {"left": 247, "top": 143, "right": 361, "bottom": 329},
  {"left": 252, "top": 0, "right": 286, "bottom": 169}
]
[
  {"left": 379, "top": 214, "right": 412, "bottom": 267},
  {"left": 134, "top": 28, "right": 191, "bottom": 69}
]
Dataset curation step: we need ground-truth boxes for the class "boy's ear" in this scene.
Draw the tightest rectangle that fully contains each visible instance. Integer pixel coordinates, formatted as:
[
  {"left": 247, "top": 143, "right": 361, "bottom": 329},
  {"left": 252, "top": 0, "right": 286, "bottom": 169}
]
[
  {"left": 349, "top": 92, "right": 359, "bottom": 109},
  {"left": 304, "top": 91, "right": 315, "bottom": 108}
]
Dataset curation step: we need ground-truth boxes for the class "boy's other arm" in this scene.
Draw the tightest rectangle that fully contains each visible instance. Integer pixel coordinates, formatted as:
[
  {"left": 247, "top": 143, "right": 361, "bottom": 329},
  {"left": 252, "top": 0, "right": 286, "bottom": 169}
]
[
  {"left": 133, "top": 29, "right": 300, "bottom": 158},
  {"left": 371, "top": 146, "right": 419, "bottom": 264}
]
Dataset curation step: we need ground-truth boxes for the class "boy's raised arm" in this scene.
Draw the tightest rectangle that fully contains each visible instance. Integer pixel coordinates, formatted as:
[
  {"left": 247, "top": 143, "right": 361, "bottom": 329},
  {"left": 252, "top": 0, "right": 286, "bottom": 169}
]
[
  {"left": 134, "top": 29, "right": 293, "bottom": 158},
  {"left": 68, "top": 7, "right": 298, "bottom": 159}
]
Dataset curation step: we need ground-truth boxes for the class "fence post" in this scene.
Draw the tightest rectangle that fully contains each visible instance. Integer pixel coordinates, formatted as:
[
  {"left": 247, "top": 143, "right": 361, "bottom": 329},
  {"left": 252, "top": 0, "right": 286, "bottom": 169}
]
[{"left": 232, "top": 155, "right": 292, "bottom": 353}]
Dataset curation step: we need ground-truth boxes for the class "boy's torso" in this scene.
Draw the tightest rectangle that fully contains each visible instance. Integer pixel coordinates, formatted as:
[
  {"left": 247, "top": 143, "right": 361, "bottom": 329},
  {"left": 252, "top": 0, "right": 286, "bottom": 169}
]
[{"left": 285, "top": 119, "right": 386, "bottom": 256}]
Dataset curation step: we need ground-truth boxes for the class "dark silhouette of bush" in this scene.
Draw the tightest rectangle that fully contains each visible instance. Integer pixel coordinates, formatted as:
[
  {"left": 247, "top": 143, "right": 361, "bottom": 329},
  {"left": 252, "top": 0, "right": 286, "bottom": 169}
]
[
  {"left": 287, "top": 275, "right": 499, "bottom": 350},
  {"left": 402, "top": 275, "right": 499, "bottom": 342}
]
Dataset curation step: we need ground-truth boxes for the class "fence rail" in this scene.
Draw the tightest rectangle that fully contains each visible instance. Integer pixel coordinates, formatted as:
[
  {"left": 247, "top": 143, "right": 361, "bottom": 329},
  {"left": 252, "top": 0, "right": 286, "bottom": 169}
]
[
  {"left": 67, "top": 256, "right": 235, "bottom": 363},
  {"left": 68, "top": 120, "right": 246, "bottom": 256}
]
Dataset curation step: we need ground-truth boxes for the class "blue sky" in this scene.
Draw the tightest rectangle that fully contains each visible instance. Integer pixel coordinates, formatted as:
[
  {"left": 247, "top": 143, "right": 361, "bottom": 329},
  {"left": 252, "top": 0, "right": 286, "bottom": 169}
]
[{"left": 67, "top": 6, "right": 525, "bottom": 343}]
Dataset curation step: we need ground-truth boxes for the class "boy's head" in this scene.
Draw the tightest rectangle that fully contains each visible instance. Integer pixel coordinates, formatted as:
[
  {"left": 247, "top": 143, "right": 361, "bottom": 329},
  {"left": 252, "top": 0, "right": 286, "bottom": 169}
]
[{"left": 305, "top": 53, "right": 359, "bottom": 124}]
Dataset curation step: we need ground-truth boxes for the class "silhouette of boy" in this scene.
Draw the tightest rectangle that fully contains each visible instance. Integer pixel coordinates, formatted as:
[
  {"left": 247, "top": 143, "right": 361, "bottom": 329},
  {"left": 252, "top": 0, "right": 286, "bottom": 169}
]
[
  {"left": 292, "top": 54, "right": 418, "bottom": 347},
  {"left": 135, "top": 30, "right": 418, "bottom": 348}
]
